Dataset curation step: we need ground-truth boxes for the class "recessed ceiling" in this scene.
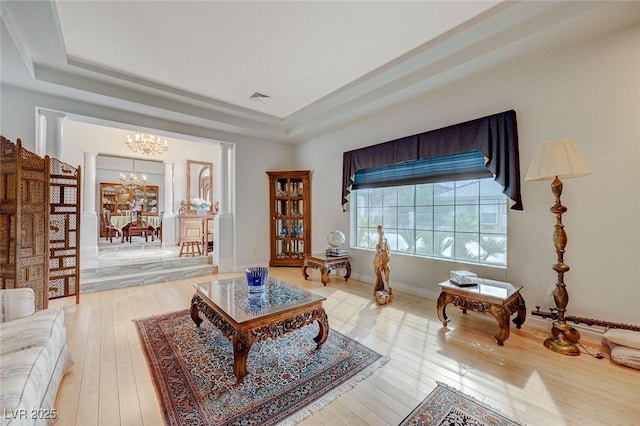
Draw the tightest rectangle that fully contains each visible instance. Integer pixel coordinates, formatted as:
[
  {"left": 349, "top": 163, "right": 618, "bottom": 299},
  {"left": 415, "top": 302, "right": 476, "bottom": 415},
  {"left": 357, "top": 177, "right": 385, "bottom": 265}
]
[{"left": 54, "top": 1, "right": 499, "bottom": 118}]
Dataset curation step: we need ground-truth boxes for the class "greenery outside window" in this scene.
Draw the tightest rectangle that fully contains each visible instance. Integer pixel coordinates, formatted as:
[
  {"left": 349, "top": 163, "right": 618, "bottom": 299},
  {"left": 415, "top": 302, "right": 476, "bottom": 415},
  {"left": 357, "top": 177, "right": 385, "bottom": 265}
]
[{"left": 353, "top": 178, "right": 507, "bottom": 267}]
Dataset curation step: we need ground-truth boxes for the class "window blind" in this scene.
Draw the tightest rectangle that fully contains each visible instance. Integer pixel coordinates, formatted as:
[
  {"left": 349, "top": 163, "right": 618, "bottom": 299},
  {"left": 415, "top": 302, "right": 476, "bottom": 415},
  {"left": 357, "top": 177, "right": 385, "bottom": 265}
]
[{"left": 352, "top": 150, "right": 492, "bottom": 189}]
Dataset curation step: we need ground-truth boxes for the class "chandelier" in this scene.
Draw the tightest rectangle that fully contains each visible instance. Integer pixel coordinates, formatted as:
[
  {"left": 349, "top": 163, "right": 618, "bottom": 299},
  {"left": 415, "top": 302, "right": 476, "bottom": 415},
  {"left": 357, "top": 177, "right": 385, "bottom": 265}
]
[
  {"left": 119, "top": 161, "right": 147, "bottom": 190},
  {"left": 125, "top": 133, "right": 168, "bottom": 156}
]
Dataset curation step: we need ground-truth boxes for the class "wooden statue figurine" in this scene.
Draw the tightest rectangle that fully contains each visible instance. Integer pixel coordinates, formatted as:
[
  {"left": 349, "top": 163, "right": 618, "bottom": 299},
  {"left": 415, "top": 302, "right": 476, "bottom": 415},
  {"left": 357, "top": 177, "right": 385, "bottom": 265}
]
[{"left": 373, "top": 225, "right": 393, "bottom": 305}]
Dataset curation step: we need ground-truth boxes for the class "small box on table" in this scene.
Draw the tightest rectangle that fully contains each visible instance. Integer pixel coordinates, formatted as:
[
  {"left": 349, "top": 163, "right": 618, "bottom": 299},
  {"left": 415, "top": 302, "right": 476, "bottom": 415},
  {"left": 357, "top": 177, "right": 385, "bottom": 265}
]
[{"left": 449, "top": 271, "right": 478, "bottom": 287}]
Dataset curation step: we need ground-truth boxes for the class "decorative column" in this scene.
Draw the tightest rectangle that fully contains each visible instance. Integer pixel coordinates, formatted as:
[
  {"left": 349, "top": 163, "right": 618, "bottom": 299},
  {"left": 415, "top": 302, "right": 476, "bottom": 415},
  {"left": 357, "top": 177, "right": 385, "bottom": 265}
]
[
  {"left": 162, "top": 160, "right": 177, "bottom": 247},
  {"left": 216, "top": 143, "right": 235, "bottom": 272},
  {"left": 80, "top": 152, "right": 99, "bottom": 269},
  {"left": 37, "top": 109, "right": 65, "bottom": 159},
  {"left": 218, "top": 142, "right": 233, "bottom": 214}
]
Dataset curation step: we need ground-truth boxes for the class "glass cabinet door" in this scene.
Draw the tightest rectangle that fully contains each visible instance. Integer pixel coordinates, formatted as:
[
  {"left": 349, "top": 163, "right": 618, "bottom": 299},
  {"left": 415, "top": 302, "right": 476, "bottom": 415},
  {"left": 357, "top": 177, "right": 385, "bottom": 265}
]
[
  {"left": 267, "top": 171, "right": 311, "bottom": 266},
  {"left": 101, "top": 185, "right": 116, "bottom": 213}
]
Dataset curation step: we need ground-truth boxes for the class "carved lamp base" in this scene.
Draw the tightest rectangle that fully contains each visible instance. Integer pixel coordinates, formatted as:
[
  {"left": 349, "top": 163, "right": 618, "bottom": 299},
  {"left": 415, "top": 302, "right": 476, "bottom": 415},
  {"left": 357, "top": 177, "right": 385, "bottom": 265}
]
[{"left": 544, "top": 321, "right": 581, "bottom": 356}]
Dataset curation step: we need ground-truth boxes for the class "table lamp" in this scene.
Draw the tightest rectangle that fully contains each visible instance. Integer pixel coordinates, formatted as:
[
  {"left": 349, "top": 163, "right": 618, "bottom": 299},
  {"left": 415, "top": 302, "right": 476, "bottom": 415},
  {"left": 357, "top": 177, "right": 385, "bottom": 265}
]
[{"left": 525, "top": 138, "right": 591, "bottom": 355}]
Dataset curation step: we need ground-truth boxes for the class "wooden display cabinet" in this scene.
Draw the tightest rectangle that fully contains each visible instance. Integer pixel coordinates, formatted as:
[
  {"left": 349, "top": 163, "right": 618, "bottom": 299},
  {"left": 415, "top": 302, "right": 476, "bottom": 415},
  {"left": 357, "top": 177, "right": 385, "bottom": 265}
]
[
  {"left": 266, "top": 170, "right": 311, "bottom": 267},
  {"left": 100, "top": 182, "right": 159, "bottom": 216}
]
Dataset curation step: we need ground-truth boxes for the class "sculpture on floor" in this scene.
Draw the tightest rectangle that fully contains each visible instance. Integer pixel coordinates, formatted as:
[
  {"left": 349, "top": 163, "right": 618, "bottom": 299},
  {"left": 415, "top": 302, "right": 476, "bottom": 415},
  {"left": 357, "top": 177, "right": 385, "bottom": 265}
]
[{"left": 373, "top": 225, "right": 393, "bottom": 305}]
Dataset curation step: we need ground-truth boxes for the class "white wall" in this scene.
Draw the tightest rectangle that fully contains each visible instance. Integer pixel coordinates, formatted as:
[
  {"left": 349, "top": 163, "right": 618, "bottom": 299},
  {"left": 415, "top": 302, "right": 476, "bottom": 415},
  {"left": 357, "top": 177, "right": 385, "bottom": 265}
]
[
  {"left": 2, "top": 21, "right": 637, "bottom": 326},
  {"left": 233, "top": 140, "right": 294, "bottom": 269},
  {"left": 0, "top": 88, "right": 295, "bottom": 271},
  {"left": 295, "top": 23, "right": 640, "bottom": 326}
]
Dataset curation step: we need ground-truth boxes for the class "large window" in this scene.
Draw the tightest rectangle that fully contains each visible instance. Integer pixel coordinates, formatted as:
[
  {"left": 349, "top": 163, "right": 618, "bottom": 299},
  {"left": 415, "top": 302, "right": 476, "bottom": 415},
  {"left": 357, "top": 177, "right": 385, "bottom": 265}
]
[{"left": 353, "top": 178, "right": 507, "bottom": 267}]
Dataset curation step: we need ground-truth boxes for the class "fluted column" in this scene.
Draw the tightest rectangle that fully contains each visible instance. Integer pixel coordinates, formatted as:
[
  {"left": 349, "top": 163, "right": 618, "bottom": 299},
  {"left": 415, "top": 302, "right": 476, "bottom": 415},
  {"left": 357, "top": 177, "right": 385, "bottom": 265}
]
[
  {"left": 37, "top": 109, "right": 65, "bottom": 159},
  {"left": 219, "top": 142, "right": 234, "bottom": 214},
  {"left": 216, "top": 142, "right": 235, "bottom": 272},
  {"left": 163, "top": 160, "right": 174, "bottom": 216},
  {"left": 80, "top": 151, "right": 99, "bottom": 269},
  {"left": 83, "top": 152, "right": 98, "bottom": 214},
  {"left": 162, "top": 160, "right": 177, "bottom": 247}
]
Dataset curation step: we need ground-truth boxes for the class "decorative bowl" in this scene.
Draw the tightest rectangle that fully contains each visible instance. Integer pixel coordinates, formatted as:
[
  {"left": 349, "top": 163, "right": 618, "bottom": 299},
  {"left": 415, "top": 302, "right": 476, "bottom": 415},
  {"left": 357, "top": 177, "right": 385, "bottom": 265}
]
[{"left": 245, "top": 266, "right": 269, "bottom": 293}]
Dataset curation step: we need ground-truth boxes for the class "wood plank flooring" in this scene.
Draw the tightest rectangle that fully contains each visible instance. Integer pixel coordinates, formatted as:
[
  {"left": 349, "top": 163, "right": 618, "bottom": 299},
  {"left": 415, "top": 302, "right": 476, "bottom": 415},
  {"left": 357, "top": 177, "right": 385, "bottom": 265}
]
[{"left": 50, "top": 268, "right": 639, "bottom": 425}]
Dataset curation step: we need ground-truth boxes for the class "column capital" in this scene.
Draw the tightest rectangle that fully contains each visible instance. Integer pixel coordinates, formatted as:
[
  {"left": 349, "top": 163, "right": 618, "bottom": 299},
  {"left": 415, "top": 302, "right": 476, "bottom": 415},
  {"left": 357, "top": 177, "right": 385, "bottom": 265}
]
[
  {"left": 37, "top": 109, "right": 66, "bottom": 158},
  {"left": 38, "top": 109, "right": 66, "bottom": 120}
]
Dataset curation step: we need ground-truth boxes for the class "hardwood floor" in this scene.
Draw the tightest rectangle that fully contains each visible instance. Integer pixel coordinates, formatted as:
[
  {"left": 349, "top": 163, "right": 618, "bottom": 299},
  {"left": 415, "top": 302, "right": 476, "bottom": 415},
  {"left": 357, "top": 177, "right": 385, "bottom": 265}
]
[{"left": 50, "top": 268, "right": 639, "bottom": 425}]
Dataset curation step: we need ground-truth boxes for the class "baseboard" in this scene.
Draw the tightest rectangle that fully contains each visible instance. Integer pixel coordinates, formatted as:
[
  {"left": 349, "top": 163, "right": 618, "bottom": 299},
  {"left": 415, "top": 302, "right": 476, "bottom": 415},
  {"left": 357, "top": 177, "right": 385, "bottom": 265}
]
[{"left": 349, "top": 272, "right": 607, "bottom": 345}]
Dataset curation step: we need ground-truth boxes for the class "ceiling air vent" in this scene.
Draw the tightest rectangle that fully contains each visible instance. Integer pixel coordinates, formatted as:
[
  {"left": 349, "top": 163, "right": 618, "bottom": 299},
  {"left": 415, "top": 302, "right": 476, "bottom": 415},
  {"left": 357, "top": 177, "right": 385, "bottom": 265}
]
[{"left": 249, "top": 92, "right": 271, "bottom": 103}]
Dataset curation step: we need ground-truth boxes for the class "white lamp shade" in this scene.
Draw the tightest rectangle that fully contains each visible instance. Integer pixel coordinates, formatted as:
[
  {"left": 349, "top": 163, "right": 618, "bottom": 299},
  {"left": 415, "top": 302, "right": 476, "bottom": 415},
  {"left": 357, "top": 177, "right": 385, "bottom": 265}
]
[{"left": 525, "top": 138, "right": 591, "bottom": 181}]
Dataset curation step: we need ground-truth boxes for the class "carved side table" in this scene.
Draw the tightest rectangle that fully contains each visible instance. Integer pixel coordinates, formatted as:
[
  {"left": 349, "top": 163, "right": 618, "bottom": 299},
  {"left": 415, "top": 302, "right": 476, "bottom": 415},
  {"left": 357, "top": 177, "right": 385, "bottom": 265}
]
[
  {"left": 436, "top": 279, "right": 526, "bottom": 346},
  {"left": 302, "top": 254, "right": 351, "bottom": 286}
]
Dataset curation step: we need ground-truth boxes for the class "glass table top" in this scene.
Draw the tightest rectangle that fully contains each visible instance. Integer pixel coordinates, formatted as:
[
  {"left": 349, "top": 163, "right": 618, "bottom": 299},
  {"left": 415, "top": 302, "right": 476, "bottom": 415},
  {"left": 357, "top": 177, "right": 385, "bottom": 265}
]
[
  {"left": 193, "top": 276, "right": 326, "bottom": 323},
  {"left": 438, "top": 278, "right": 522, "bottom": 301}
]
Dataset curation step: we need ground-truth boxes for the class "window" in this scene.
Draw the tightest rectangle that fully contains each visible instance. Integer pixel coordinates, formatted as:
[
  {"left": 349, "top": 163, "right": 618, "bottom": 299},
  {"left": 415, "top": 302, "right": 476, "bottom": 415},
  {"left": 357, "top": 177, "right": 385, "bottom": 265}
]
[{"left": 353, "top": 178, "right": 507, "bottom": 267}]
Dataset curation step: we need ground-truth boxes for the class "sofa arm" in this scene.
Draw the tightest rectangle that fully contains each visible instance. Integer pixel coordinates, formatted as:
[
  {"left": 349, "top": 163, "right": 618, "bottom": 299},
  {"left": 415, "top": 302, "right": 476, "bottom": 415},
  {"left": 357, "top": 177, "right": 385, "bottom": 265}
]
[{"left": 0, "top": 288, "right": 36, "bottom": 322}]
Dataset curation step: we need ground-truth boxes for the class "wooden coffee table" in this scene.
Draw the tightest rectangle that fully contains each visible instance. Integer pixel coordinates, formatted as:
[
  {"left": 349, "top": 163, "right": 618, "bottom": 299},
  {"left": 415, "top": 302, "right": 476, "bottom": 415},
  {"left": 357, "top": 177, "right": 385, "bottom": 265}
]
[
  {"left": 437, "top": 278, "right": 526, "bottom": 346},
  {"left": 190, "top": 276, "right": 329, "bottom": 380}
]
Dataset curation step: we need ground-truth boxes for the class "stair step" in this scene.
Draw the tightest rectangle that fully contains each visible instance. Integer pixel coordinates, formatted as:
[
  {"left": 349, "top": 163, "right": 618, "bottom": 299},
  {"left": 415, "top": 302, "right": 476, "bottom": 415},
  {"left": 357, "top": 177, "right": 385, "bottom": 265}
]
[
  {"left": 81, "top": 264, "right": 218, "bottom": 293},
  {"left": 82, "top": 255, "right": 209, "bottom": 278}
]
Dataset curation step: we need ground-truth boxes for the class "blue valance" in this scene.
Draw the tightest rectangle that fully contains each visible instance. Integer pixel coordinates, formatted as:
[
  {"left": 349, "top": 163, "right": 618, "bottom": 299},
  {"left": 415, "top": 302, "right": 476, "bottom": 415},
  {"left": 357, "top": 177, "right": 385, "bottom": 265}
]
[{"left": 342, "top": 110, "right": 522, "bottom": 210}]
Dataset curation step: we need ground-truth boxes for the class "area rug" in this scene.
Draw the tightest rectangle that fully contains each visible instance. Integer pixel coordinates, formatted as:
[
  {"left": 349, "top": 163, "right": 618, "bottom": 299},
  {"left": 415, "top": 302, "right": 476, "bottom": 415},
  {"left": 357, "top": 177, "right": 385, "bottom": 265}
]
[
  {"left": 400, "top": 383, "right": 525, "bottom": 426},
  {"left": 134, "top": 309, "right": 387, "bottom": 426}
]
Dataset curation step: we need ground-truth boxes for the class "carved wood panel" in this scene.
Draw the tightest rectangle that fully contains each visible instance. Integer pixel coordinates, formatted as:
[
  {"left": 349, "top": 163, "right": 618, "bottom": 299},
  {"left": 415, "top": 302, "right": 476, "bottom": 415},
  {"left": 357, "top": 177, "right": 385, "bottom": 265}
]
[
  {"left": 49, "top": 157, "right": 81, "bottom": 303},
  {"left": 0, "top": 136, "right": 50, "bottom": 310}
]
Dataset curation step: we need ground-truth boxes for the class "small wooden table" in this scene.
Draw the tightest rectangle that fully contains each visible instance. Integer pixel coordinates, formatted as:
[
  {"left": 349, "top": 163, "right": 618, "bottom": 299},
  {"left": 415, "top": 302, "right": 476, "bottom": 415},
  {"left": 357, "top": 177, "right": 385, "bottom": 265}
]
[
  {"left": 121, "top": 221, "right": 155, "bottom": 243},
  {"left": 190, "top": 277, "right": 329, "bottom": 380},
  {"left": 437, "top": 278, "right": 526, "bottom": 346},
  {"left": 302, "top": 254, "right": 351, "bottom": 286}
]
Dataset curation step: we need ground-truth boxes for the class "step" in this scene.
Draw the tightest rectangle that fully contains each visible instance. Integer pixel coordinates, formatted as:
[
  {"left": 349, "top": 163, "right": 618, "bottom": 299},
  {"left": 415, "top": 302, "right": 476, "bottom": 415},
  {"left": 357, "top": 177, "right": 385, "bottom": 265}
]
[
  {"left": 81, "top": 263, "right": 218, "bottom": 293},
  {"left": 81, "top": 246, "right": 218, "bottom": 293}
]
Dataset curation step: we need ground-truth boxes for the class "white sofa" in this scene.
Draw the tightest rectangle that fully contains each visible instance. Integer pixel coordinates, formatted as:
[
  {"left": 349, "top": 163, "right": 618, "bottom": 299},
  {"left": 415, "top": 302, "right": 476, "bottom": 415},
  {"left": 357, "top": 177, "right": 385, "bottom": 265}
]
[{"left": 0, "top": 289, "right": 73, "bottom": 425}]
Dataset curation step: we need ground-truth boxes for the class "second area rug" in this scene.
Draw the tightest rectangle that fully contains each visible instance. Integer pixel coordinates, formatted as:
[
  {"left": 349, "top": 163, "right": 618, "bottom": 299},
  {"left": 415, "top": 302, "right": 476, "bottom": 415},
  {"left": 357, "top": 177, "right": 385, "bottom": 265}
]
[
  {"left": 400, "top": 382, "right": 524, "bottom": 426},
  {"left": 134, "top": 309, "right": 387, "bottom": 426}
]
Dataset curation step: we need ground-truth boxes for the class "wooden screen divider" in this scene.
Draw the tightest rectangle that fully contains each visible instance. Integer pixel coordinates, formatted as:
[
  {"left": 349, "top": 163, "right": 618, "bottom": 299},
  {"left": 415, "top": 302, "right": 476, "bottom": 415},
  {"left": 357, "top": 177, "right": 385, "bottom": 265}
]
[
  {"left": 49, "top": 157, "right": 81, "bottom": 303},
  {"left": 0, "top": 136, "right": 81, "bottom": 309},
  {"left": 1, "top": 136, "right": 51, "bottom": 310}
]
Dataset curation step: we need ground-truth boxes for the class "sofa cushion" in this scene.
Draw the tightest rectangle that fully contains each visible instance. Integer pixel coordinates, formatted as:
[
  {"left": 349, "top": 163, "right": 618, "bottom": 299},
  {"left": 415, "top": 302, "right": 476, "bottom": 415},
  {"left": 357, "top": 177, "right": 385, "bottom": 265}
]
[
  {"left": 0, "top": 308, "right": 69, "bottom": 419},
  {"left": 603, "top": 329, "right": 640, "bottom": 350},
  {"left": 608, "top": 342, "right": 640, "bottom": 370},
  {"left": 0, "top": 308, "right": 66, "bottom": 356},
  {"left": 0, "top": 288, "right": 35, "bottom": 322}
]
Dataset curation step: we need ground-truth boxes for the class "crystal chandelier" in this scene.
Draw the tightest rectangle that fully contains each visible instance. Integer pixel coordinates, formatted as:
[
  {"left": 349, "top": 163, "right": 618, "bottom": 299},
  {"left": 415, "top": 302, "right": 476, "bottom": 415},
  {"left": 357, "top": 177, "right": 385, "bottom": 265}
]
[
  {"left": 125, "top": 133, "right": 168, "bottom": 156},
  {"left": 119, "top": 160, "right": 147, "bottom": 190}
]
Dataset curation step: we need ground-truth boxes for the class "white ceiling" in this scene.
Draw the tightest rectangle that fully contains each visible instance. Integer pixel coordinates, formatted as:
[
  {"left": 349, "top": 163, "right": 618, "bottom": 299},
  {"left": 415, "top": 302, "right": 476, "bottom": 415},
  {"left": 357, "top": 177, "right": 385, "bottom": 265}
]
[
  {"left": 55, "top": 1, "right": 499, "bottom": 118},
  {"left": 2, "top": 1, "right": 640, "bottom": 144}
]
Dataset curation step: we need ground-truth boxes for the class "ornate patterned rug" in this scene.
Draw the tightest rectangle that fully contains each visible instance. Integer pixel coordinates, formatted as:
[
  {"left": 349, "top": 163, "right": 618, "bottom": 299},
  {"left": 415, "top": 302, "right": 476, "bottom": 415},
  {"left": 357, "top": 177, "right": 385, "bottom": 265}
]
[
  {"left": 400, "top": 383, "right": 524, "bottom": 426},
  {"left": 134, "top": 309, "right": 387, "bottom": 426}
]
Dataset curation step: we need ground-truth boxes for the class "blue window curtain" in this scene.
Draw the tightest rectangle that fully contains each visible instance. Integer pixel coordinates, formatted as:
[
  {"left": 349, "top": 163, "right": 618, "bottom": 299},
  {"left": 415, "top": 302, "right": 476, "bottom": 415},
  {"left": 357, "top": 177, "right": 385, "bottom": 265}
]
[{"left": 342, "top": 110, "right": 522, "bottom": 210}]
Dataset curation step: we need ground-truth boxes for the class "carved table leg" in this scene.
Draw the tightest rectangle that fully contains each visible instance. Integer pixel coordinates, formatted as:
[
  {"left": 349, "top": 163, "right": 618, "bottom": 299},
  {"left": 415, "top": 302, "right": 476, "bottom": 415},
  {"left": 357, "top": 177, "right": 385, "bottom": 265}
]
[
  {"left": 313, "top": 308, "right": 329, "bottom": 347},
  {"left": 320, "top": 266, "right": 329, "bottom": 286},
  {"left": 436, "top": 292, "right": 453, "bottom": 326},
  {"left": 513, "top": 294, "right": 526, "bottom": 329},
  {"left": 344, "top": 262, "right": 351, "bottom": 281},
  {"left": 488, "top": 305, "right": 510, "bottom": 346},
  {"left": 190, "top": 295, "right": 203, "bottom": 327},
  {"left": 302, "top": 261, "right": 310, "bottom": 280},
  {"left": 232, "top": 330, "right": 252, "bottom": 380}
]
